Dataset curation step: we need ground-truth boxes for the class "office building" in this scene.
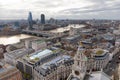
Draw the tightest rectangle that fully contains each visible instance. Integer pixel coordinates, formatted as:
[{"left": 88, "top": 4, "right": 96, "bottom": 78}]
[
  {"left": 24, "top": 37, "right": 39, "bottom": 49},
  {"left": 91, "top": 48, "right": 109, "bottom": 70},
  {"left": 4, "top": 48, "right": 34, "bottom": 66},
  {"left": 41, "top": 14, "right": 45, "bottom": 24},
  {"left": 32, "top": 39, "right": 47, "bottom": 51},
  {"left": 69, "top": 43, "right": 109, "bottom": 71},
  {"left": 25, "top": 39, "right": 47, "bottom": 51},
  {"left": 34, "top": 55, "right": 73, "bottom": 80},
  {"left": 28, "top": 12, "right": 33, "bottom": 30},
  {"left": 0, "top": 63, "right": 22, "bottom": 80},
  {"left": 17, "top": 47, "right": 66, "bottom": 76},
  {"left": 67, "top": 45, "right": 111, "bottom": 80},
  {"left": 62, "top": 35, "right": 81, "bottom": 49}
]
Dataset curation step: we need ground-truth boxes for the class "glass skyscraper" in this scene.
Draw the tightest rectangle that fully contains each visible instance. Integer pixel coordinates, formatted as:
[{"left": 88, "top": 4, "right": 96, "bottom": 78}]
[
  {"left": 28, "top": 12, "right": 33, "bottom": 30},
  {"left": 41, "top": 14, "right": 45, "bottom": 24}
]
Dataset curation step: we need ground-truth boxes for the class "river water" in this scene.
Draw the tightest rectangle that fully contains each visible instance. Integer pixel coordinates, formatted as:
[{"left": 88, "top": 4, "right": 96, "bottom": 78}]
[
  {"left": 50, "top": 24, "right": 85, "bottom": 33},
  {"left": 0, "top": 24, "right": 85, "bottom": 45},
  {"left": 0, "top": 34, "right": 32, "bottom": 45}
]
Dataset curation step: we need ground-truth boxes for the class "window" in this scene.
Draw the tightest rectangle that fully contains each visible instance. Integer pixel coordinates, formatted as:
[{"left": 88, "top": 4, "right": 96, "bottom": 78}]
[{"left": 78, "top": 61, "right": 79, "bottom": 66}]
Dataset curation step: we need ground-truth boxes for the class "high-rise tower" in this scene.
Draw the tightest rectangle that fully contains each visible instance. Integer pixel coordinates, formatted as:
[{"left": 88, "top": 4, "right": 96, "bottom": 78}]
[
  {"left": 28, "top": 12, "right": 33, "bottom": 30},
  {"left": 41, "top": 14, "right": 45, "bottom": 24}
]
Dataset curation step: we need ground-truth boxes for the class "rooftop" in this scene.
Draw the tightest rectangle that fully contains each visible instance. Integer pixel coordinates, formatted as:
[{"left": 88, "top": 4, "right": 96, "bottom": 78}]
[
  {"left": 68, "top": 71, "right": 111, "bottom": 80},
  {"left": 0, "top": 63, "right": 20, "bottom": 80},
  {"left": 35, "top": 55, "right": 73, "bottom": 76},
  {"left": 102, "top": 34, "right": 115, "bottom": 40},
  {"left": 89, "top": 71, "right": 111, "bottom": 80},
  {"left": 77, "top": 46, "right": 109, "bottom": 60},
  {"left": 66, "top": 35, "right": 80, "bottom": 40},
  {"left": 24, "top": 47, "right": 65, "bottom": 64},
  {"left": 29, "top": 49, "right": 52, "bottom": 60},
  {"left": 32, "top": 39, "right": 45, "bottom": 44},
  {"left": 81, "top": 29, "right": 93, "bottom": 33},
  {"left": 0, "top": 63, "right": 17, "bottom": 75},
  {"left": 41, "top": 55, "right": 71, "bottom": 69},
  {"left": 93, "top": 49, "right": 108, "bottom": 56},
  {"left": 5, "top": 48, "right": 34, "bottom": 59}
]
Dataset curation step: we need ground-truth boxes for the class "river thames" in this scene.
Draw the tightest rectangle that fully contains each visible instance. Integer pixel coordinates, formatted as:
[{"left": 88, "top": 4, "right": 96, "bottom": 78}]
[
  {"left": 50, "top": 24, "right": 85, "bottom": 33},
  {"left": 0, "top": 34, "right": 32, "bottom": 45},
  {"left": 0, "top": 24, "right": 85, "bottom": 45}
]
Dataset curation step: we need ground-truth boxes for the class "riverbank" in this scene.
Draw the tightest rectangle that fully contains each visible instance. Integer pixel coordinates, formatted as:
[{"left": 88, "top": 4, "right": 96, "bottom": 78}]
[{"left": 0, "top": 30, "right": 21, "bottom": 37}]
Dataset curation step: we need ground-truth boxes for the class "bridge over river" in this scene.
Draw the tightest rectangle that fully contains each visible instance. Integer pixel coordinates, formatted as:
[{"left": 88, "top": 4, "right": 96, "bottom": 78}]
[{"left": 22, "top": 30, "right": 56, "bottom": 37}]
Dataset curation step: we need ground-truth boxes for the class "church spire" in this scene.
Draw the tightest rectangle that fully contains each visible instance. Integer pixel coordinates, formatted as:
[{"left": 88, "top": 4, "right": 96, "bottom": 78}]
[{"left": 69, "top": 43, "right": 87, "bottom": 80}]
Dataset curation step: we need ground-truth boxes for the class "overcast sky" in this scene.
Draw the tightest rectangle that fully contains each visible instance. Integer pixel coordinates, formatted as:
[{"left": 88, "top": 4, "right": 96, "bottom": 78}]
[{"left": 0, "top": 0, "right": 120, "bottom": 20}]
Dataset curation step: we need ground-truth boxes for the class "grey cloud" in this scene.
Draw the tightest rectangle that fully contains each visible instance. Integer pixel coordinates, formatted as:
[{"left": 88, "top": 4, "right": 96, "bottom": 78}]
[
  {"left": 59, "top": 0, "right": 120, "bottom": 14},
  {"left": 88, "top": 0, "right": 117, "bottom": 4},
  {"left": 0, "top": 0, "right": 120, "bottom": 19},
  {"left": 0, "top": 9, "right": 29, "bottom": 19},
  {"left": 56, "top": 0, "right": 120, "bottom": 19},
  {"left": 56, "top": 10, "right": 120, "bottom": 20},
  {"left": 60, "top": 6, "right": 120, "bottom": 14},
  {"left": 33, "top": 0, "right": 63, "bottom": 8}
]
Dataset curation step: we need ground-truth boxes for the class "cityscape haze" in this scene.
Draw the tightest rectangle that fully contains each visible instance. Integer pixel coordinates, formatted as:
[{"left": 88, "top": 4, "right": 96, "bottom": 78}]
[{"left": 0, "top": 0, "right": 120, "bottom": 80}]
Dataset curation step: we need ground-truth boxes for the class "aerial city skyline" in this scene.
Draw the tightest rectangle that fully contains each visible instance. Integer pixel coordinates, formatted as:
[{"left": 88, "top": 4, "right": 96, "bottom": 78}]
[
  {"left": 0, "top": 0, "right": 120, "bottom": 80},
  {"left": 0, "top": 0, "right": 120, "bottom": 20}
]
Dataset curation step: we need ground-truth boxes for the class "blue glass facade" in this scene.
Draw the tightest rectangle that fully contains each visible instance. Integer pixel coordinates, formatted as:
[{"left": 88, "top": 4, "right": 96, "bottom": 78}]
[
  {"left": 28, "top": 12, "right": 33, "bottom": 30},
  {"left": 41, "top": 14, "right": 45, "bottom": 24}
]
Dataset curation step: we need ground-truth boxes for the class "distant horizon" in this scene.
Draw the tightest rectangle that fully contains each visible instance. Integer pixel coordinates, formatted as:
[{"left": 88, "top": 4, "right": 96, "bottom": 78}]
[{"left": 0, "top": 18, "right": 120, "bottom": 21}]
